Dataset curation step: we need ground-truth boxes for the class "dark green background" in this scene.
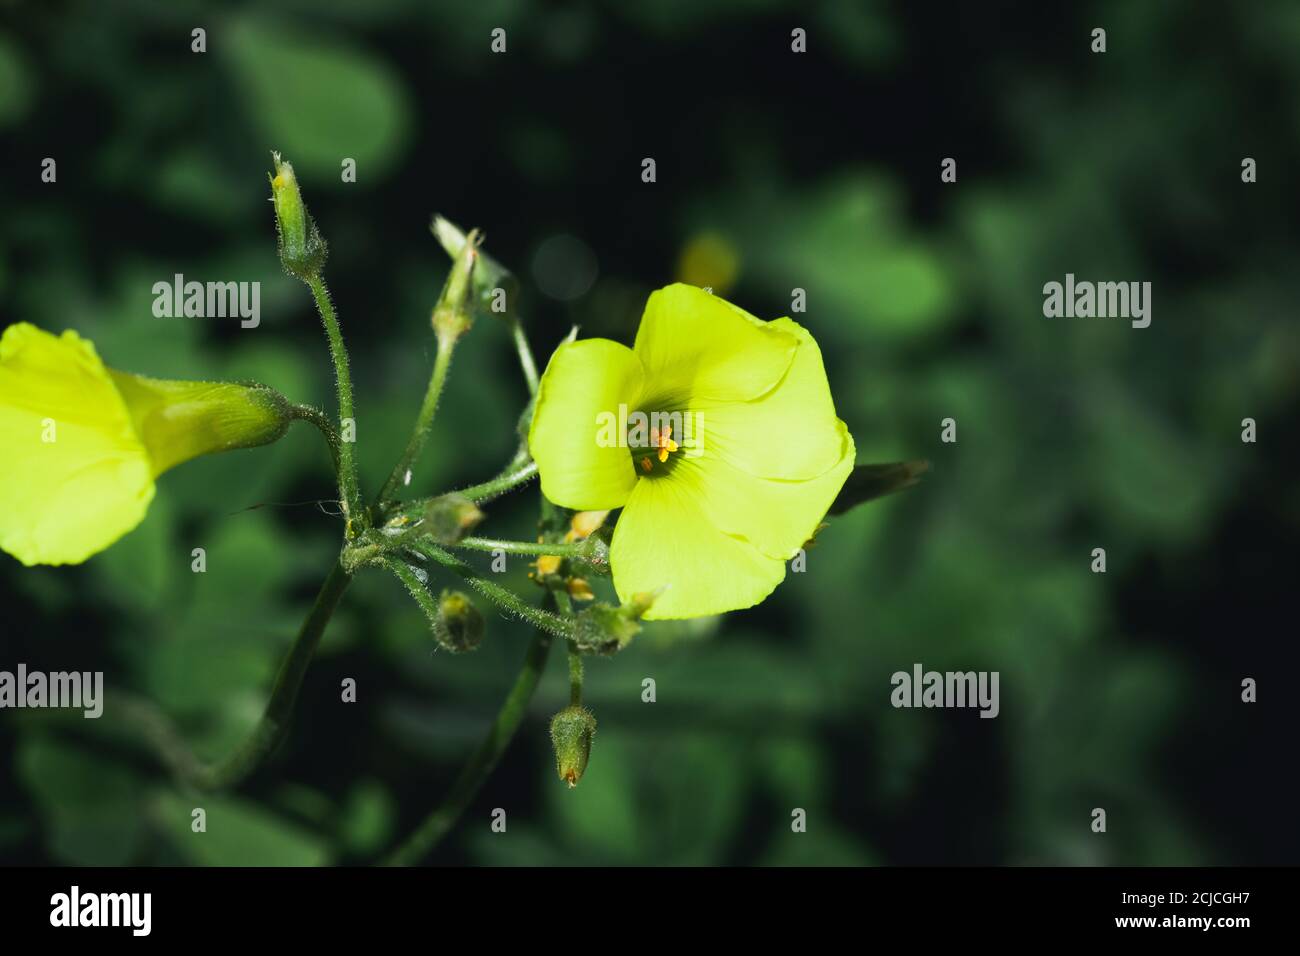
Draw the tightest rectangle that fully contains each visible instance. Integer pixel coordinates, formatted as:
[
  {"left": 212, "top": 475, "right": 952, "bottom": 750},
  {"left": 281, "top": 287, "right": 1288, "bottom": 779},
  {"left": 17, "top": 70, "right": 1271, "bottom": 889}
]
[{"left": 1, "top": 0, "right": 1296, "bottom": 865}]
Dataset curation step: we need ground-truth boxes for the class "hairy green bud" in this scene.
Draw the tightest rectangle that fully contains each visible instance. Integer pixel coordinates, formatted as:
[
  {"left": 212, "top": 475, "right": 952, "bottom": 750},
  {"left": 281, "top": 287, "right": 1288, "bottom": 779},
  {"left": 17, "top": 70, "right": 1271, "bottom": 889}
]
[
  {"left": 572, "top": 591, "right": 655, "bottom": 655},
  {"left": 423, "top": 493, "right": 484, "bottom": 544},
  {"left": 549, "top": 705, "right": 597, "bottom": 787},
  {"left": 269, "top": 153, "right": 327, "bottom": 280},
  {"left": 434, "top": 589, "right": 485, "bottom": 652}
]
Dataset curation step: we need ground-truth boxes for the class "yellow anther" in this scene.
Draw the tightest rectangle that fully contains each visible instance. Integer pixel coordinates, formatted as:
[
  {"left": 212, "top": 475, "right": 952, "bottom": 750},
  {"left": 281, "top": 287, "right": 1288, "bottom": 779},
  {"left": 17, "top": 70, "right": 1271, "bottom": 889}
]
[{"left": 650, "top": 425, "right": 678, "bottom": 464}]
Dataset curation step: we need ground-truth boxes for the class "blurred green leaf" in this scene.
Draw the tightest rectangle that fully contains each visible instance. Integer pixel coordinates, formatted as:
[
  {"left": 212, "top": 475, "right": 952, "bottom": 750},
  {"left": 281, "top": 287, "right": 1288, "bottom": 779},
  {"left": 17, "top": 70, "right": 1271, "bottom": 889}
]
[
  {"left": 226, "top": 17, "right": 412, "bottom": 180},
  {"left": 153, "top": 791, "right": 330, "bottom": 866},
  {"left": 18, "top": 737, "right": 146, "bottom": 866}
]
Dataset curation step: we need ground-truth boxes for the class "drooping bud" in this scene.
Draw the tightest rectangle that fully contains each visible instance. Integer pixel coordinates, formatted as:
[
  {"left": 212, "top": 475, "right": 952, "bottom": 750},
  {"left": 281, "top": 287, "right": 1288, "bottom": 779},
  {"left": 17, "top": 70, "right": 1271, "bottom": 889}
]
[
  {"left": 431, "top": 227, "right": 479, "bottom": 346},
  {"left": 269, "top": 153, "right": 327, "bottom": 280},
  {"left": 433, "top": 589, "right": 485, "bottom": 652},
  {"left": 549, "top": 705, "right": 597, "bottom": 787},
  {"left": 107, "top": 372, "right": 293, "bottom": 477},
  {"left": 431, "top": 215, "right": 519, "bottom": 318},
  {"left": 571, "top": 591, "right": 657, "bottom": 655},
  {"left": 422, "top": 493, "right": 484, "bottom": 545}
]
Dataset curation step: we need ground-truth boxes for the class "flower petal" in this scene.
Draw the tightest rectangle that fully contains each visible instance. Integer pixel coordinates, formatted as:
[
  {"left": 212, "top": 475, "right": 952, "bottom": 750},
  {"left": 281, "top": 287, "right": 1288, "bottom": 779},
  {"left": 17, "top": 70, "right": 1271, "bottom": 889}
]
[
  {"left": 633, "top": 284, "right": 798, "bottom": 404},
  {"left": 529, "top": 337, "right": 645, "bottom": 510},
  {"left": 685, "top": 422, "right": 855, "bottom": 561},
  {"left": 610, "top": 474, "right": 786, "bottom": 619},
  {"left": 0, "top": 323, "right": 155, "bottom": 566},
  {"left": 695, "top": 317, "right": 850, "bottom": 480}
]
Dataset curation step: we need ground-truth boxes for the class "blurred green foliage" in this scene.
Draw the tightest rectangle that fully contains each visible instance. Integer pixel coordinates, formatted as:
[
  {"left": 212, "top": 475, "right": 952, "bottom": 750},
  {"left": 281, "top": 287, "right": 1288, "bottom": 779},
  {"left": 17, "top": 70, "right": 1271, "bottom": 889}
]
[{"left": 1, "top": 0, "right": 1296, "bottom": 866}]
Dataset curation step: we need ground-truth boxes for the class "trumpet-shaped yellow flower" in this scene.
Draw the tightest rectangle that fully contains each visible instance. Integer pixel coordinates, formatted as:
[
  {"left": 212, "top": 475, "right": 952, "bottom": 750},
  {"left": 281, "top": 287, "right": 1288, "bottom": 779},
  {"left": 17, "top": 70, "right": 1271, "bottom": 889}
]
[
  {"left": 0, "top": 323, "right": 291, "bottom": 566},
  {"left": 528, "top": 284, "right": 854, "bottom": 619}
]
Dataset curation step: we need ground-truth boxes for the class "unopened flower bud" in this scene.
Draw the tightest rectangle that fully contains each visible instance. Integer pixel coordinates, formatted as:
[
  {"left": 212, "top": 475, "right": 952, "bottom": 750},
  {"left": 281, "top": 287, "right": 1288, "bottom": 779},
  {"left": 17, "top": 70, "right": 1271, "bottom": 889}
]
[
  {"left": 423, "top": 493, "right": 484, "bottom": 544},
  {"left": 549, "top": 705, "right": 596, "bottom": 787},
  {"left": 571, "top": 591, "right": 657, "bottom": 655},
  {"left": 434, "top": 589, "right": 484, "bottom": 652},
  {"left": 269, "top": 153, "right": 327, "bottom": 280},
  {"left": 431, "top": 215, "right": 519, "bottom": 318},
  {"left": 431, "top": 228, "right": 479, "bottom": 345},
  {"left": 566, "top": 578, "right": 595, "bottom": 602}
]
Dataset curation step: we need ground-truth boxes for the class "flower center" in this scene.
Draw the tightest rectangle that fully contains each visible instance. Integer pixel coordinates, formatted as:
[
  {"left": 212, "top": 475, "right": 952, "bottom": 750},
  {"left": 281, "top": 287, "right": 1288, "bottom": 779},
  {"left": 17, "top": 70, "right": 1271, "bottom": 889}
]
[{"left": 628, "top": 421, "right": 680, "bottom": 475}]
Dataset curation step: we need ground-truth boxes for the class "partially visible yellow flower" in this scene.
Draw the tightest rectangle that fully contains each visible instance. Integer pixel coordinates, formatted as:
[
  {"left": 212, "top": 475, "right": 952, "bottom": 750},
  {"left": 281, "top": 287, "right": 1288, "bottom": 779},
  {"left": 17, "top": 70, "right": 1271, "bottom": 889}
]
[{"left": 0, "top": 323, "right": 291, "bottom": 566}]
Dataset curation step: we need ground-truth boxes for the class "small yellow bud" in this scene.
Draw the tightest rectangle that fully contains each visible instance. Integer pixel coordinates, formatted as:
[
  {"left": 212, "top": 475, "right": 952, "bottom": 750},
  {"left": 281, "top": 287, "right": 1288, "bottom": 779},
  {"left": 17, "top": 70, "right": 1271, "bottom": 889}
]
[
  {"left": 566, "top": 578, "right": 595, "bottom": 602},
  {"left": 533, "top": 553, "right": 562, "bottom": 578},
  {"left": 565, "top": 509, "right": 610, "bottom": 543}
]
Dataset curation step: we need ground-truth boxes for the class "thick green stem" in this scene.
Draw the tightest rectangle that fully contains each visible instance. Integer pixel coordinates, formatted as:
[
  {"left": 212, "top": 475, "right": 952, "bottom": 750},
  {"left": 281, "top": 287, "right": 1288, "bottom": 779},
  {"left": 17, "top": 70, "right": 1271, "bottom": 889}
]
[
  {"left": 382, "top": 617, "right": 554, "bottom": 865},
  {"left": 196, "top": 560, "right": 352, "bottom": 789},
  {"left": 124, "top": 560, "right": 352, "bottom": 791},
  {"left": 306, "top": 274, "right": 362, "bottom": 531},
  {"left": 379, "top": 337, "right": 455, "bottom": 503}
]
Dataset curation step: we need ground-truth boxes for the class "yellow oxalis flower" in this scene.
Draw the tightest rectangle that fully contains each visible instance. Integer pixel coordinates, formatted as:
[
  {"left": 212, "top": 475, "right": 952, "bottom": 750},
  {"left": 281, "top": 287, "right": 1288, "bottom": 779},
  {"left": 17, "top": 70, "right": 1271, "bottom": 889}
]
[
  {"left": 0, "top": 322, "right": 291, "bottom": 566},
  {"left": 528, "top": 284, "right": 855, "bottom": 619}
]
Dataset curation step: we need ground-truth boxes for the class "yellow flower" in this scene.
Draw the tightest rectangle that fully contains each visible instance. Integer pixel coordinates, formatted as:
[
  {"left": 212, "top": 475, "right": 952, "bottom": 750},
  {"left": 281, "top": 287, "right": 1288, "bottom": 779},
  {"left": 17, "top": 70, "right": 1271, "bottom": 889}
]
[
  {"left": 528, "top": 284, "right": 854, "bottom": 619},
  {"left": 0, "top": 323, "right": 291, "bottom": 566}
]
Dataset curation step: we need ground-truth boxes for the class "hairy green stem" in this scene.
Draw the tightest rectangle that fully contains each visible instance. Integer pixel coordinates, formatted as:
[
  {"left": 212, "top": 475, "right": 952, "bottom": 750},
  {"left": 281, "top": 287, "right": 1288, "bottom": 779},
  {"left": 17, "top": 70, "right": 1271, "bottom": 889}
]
[
  {"left": 453, "top": 536, "right": 584, "bottom": 558},
  {"left": 382, "top": 612, "right": 554, "bottom": 865},
  {"left": 287, "top": 402, "right": 342, "bottom": 477},
  {"left": 306, "top": 274, "right": 362, "bottom": 532},
  {"left": 510, "top": 317, "right": 540, "bottom": 395},
  {"left": 554, "top": 590, "right": 583, "bottom": 706},
  {"left": 417, "top": 543, "right": 574, "bottom": 639},
  {"left": 380, "top": 555, "right": 443, "bottom": 625},
  {"left": 379, "top": 337, "right": 455, "bottom": 503},
  {"left": 455, "top": 459, "right": 538, "bottom": 503}
]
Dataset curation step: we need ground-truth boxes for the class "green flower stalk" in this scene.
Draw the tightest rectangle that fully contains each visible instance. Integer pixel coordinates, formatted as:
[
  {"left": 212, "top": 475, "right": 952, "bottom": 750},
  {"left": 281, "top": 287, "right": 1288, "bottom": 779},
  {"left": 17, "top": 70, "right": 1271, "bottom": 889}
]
[
  {"left": 432, "top": 215, "right": 537, "bottom": 393},
  {"left": 268, "top": 153, "right": 361, "bottom": 529},
  {"left": 528, "top": 284, "right": 855, "bottom": 619},
  {"left": 377, "top": 228, "right": 479, "bottom": 503}
]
